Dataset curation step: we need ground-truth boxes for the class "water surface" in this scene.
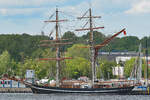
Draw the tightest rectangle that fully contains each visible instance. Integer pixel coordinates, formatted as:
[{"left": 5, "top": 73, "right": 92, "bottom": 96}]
[{"left": 0, "top": 93, "right": 150, "bottom": 100}]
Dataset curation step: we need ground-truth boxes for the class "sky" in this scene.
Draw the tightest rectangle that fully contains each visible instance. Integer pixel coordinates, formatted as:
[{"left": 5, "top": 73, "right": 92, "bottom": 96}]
[{"left": 0, "top": 0, "right": 150, "bottom": 39}]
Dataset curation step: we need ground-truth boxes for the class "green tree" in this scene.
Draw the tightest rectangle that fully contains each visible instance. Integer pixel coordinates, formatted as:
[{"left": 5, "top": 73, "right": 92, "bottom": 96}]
[
  {"left": 65, "top": 57, "right": 90, "bottom": 79},
  {"left": 97, "top": 59, "right": 116, "bottom": 79},
  {"left": 0, "top": 51, "right": 13, "bottom": 77},
  {"left": 66, "top": 44, "right": 89, "bottom": 59},
  {"left": 124, "top": 58, "right": 136, "bottom": 78}
]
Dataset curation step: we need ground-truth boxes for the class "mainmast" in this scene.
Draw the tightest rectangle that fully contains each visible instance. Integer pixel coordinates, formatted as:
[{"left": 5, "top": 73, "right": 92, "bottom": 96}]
[
  {"left": 40, "top": 8, "right": 72, "bottom": 87},
  {"left": 55, "top": 8, "right": 60, "bottom": 87},
  {"left": 76, "top": 8, "right": 126, "bottom": 87},
  {"left": 76, "top": 8, "right": 103, "bottom": 86}
]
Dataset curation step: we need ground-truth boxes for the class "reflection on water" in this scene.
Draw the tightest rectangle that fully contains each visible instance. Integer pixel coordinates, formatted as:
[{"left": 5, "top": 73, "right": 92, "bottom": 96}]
[{"left": 0, "top": 93, "right": 150, "bottom": 100}]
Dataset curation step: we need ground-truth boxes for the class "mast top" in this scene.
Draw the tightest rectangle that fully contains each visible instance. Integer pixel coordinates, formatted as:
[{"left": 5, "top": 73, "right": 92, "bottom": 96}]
[{"left": 39, "top": 8, "right": 72, "bottom": 60}]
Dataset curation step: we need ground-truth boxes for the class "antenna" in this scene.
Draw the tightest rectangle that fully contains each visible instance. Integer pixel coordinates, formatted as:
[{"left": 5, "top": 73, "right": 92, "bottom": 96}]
[{"left": 88, "top": 0, "right": 92, "bottom": 9}]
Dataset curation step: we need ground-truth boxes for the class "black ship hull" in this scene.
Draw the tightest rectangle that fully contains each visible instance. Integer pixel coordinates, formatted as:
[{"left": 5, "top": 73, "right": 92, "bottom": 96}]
[{"left": 25, "top": 83, "right": 134, "bottom": 94}]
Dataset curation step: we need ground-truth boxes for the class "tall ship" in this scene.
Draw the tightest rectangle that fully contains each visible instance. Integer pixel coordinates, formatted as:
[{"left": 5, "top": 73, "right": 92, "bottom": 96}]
[{"left": 25, "top": 8, "right": 134, "bottom": 94}]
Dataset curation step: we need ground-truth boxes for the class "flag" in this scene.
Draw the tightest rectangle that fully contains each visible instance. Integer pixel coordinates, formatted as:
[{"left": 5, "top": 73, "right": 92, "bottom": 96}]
[
  {"left": 148, "top": 61, "right": 150, "bottom": 68},
  {"left": 123, "top": 30, "right": 126, "bottom": 35}
]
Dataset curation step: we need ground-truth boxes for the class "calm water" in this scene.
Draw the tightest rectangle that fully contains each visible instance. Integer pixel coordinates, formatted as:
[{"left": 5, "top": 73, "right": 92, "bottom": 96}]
[{"left": 0, "top": 93, "right": 150, "bottom": 100}]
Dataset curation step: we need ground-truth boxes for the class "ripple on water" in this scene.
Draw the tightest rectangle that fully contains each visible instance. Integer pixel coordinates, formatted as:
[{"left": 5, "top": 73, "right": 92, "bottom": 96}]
[{"left": 0, "top": 93, "right": 150, "bottom": 100}]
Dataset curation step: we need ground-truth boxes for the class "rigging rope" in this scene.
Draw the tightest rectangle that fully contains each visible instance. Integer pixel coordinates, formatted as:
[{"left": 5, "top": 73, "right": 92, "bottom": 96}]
[
  {"left": 49, "top": 12, "right": 55, "bottom": 20},
  {"left": 49, "top": 26, "right": 56, "bottom": 38},
  {"left": 79, "top": 9, "right": 89, "bottom": 20}
]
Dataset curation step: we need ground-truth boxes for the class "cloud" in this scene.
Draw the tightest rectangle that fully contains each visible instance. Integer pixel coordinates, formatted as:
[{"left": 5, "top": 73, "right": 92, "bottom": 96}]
[
  {"left": 0, "top": 0, "right": 149, "bottom": 38},
  {"left": 125, "top": 0, "right": 150, "bottom": 14},
  {"left": 0, "top": 0, "right": 67, "bottom": 7},
  {"left": 0, "top": 0, "right": 133, "bottom": 17},
  {"left": 60, "top": 1, "right": 89, "bottom": 16},
  {"left": 0, "top": 0, "right": 68, "bottom": 16},
  {"left": 0, "top": 8, "right": 47, "bottom": 16}
]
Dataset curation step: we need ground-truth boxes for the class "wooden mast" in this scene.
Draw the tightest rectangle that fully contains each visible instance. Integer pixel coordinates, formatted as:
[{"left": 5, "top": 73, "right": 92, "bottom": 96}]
[
  {"left": 40, "top": 8, "right": 72, "bottom": 87},
  {"left": 55, "top": 8, "right": 60, "bottom": 87},
  {"left": 76, "top": 8, "right": 126, "bottom": 88},
  {"left": 89, "top": 8, "right": 96, "bottom": 86},
  {"left": 76, "top": 8, "right": 103, "bottom": 87}
]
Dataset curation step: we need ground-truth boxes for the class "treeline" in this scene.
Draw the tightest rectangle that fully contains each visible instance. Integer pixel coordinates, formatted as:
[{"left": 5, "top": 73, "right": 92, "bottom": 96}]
[
  {"left": 0, "top": 31, "right": 150, "bottom": 79},
  {"left": 0, "top": 31, "right": 149, "bottom": 61},
  {"left": 0, "top": 33, "right": 49, "bottom": 61}
]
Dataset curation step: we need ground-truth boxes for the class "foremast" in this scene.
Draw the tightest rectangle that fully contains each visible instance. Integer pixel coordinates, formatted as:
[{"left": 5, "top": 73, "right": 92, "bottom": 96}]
[{"left": 40, "top": 8, "right": 72, "bottom": 87}]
